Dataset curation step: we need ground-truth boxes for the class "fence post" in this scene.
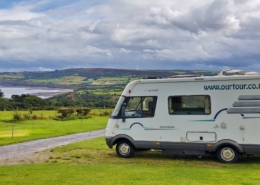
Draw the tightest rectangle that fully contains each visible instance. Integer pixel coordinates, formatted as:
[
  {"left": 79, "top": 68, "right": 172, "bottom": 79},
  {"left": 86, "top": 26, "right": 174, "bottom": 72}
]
[{"left": 12, "top": 123, "right": 14, "bottom": 139}]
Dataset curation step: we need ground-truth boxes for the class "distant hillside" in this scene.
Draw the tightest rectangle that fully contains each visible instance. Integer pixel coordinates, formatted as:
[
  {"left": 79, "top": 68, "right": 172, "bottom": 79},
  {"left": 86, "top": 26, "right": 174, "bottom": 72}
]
[
  {"left": 0, "top": 68, "right": 218, "bottom": 88},
  {"left": 0, "top": 68, "right": 219, "bottom": 110}
]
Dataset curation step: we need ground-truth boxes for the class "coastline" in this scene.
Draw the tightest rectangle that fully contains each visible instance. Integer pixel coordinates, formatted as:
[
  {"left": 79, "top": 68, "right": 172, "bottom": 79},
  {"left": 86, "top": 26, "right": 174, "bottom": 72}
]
[
  {"left": 30, "top": 89, "right": 73, "bottom": 98},
  {"left": 0, "top": 86, "right": 73, "bottom": 99}
]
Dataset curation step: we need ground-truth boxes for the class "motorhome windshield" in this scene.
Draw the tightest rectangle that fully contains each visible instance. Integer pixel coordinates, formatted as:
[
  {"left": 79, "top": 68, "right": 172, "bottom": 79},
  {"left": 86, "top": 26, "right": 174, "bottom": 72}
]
[{"left": 111, "top": 96, "right": 125, "bottom": 117}]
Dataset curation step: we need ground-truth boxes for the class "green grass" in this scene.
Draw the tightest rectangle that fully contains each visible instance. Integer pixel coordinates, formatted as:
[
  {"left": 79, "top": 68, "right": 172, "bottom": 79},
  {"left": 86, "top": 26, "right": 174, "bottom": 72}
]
[
  {"left": 88, "top": 89, "right": 122, "bottom": 95},
  {"left": 0, "top": 110, "right": 57, "bottom": 120},
  {"left": 1, "top": 137, "right": 260, "bottom": 184},
  {"left": 30, "top": 76, "right": 86, "bottom": 85},
  {"left": 89, "top": 109, "right": 113, "bottom": 115},
  {"left": 91, "top": 76, "right": 138, "bottom": 85},
  {"left": 0, "top": 110, "right": 111, "bottom": 120},
  {"left": 0, "top": 73, "right": 24, "bottom": 79},
  {"left": 0, "top": 111, "right": 108, "bottom": 146}
]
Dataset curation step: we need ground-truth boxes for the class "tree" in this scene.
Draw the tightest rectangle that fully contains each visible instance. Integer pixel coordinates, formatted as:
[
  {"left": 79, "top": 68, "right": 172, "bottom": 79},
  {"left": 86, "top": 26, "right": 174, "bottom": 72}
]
[
  {"left": 0, "top": 98, "right": 9, "bottom": 111},
  {"left": 0, "top": 89, "right": 3, "bottom": 98},
  {"left": 24, "top": 96, "right": 47, "bottom": 108},
  {"left": 11, "top": 95, "right": 20, "bottom": 102}
]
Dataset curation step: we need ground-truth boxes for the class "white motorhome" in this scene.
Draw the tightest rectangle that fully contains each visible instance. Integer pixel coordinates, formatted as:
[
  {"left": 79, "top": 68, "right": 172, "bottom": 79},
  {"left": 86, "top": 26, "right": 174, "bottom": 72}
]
[{"left": 105, "top": 70, "right": 260, "bottom": 163}]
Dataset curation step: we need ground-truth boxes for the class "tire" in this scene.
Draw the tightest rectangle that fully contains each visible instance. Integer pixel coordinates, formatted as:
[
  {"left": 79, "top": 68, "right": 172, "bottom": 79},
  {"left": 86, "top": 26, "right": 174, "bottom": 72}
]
[
  {"left": 217, "top": 146, "right": 239, "bottom": 163},
  {"left": 116, "top": 140, "right": 135, "bottom": 158}
]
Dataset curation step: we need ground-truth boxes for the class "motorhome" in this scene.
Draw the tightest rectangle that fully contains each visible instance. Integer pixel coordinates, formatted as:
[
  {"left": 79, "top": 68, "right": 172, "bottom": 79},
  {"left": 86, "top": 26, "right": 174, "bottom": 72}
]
[{"left": 105, "top": 70, "right": 260, "bottom": 163}]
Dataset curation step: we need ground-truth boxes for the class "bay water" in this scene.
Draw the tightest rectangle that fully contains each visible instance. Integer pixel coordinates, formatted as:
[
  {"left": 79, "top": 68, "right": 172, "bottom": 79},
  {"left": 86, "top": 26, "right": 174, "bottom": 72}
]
[{"left": 0, "top": 86, "right": 73, "bottom": 99}]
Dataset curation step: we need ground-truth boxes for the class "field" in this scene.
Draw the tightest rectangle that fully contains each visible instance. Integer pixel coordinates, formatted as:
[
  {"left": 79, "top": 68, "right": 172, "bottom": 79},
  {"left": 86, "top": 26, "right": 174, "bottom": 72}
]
[
  {"left": 1, "top": 110, "right": 260, "bottom": 185},
  {"left": 9, "top": 75, "right": 136, "bottom": 87},
  {"left": 31, "top": 76, "right": 86, "bottom": 85},
  {"left": 0, "top": 110, "right": 108, "bottom": 146},
  {"left": 0, "top": 137, "right": 260, "bottom": 185},
  {"left": 0, "top": 68, "right": 219, "bottom": 89}
]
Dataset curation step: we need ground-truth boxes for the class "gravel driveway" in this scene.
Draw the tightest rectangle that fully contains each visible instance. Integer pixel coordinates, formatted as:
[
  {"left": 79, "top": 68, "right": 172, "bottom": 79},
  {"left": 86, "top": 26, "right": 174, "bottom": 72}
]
[{"left": 0, "top": 129, "right": 105, "bottom": 163}]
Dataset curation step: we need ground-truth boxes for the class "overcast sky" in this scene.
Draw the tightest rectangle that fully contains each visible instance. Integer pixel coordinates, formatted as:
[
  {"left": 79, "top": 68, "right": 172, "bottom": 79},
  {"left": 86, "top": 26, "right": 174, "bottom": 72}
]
[{"left": 0, "top": 0, "right": 260, "bottom": 72}]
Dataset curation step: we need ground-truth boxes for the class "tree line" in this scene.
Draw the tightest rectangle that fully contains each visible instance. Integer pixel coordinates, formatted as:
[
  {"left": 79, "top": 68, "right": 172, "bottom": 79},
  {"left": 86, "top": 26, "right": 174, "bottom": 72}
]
[{"left": 0, "top": 89, "right": 118, "bottom": 111}]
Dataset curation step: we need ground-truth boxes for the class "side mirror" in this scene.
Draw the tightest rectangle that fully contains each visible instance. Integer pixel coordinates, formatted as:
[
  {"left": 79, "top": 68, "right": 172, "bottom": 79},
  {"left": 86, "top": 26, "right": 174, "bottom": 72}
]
[{"left": 121, "top": 105, "right": 125, "bottom": 122}]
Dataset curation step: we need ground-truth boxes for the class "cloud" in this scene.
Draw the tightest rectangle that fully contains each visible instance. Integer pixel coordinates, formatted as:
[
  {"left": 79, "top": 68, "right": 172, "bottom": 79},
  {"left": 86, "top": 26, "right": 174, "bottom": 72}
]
[
  {"left": 120, "top": 48, "right": 132, "bottom": 54},
  {"left": 0, "top": 0, "right": 260, "bottom": 71},
  {"left": 38, "top": 67, "right": 54, "bottom": 71}
]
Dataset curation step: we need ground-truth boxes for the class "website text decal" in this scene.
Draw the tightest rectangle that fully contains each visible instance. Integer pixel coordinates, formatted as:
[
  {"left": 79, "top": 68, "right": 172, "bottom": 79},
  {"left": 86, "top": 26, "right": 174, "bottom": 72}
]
[{"left": 204, "top": 84, "right": 260, "bottom": 91}]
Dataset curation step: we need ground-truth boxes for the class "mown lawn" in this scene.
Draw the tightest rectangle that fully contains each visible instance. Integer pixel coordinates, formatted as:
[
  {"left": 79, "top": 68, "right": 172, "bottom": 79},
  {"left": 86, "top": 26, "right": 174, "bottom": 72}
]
[
  {"left": 0, "top": 110, "right": 108, "bottom": 146},
  {"left": 0, "top": 137, "right": 260, "bottom": 185}
]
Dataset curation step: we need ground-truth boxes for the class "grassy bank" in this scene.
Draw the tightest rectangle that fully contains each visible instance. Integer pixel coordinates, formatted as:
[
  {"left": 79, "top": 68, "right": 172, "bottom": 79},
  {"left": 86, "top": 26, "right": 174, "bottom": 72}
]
[
  {"left": 1, "top": 137, "right": 260, "bottom": 185},
  {"left": 0, "top": 110, "right": 108, "bottom": 146}
]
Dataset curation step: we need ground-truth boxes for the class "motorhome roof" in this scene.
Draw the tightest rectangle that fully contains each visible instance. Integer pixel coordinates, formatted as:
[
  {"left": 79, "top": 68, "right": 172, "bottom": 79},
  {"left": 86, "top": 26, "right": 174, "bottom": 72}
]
[
  {"left": 139, "top": 73, "right": 260, "bottom": 84},
  {"left": 122, "top": 70, "right": 260, "bottom": 97},
  {"left": 169, "top": 74, "right": 201, "bottom": 78}
]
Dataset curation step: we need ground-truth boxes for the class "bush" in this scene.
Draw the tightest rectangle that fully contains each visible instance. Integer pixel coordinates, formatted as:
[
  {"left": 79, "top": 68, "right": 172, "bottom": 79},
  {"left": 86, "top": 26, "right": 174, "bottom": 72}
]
[
  {"left": 76, "top": 109, "right": 83, "bottom": 116},
  {"left": 32, "top": 114, "right": 38, "bottom": 120},
  {"left": 23, "top": 113, "right": 31, "bottom": 120},
  {"left": 13, "top": 112, "right": 49, "bottom": 121},
  {"left": 76, "top": 108, "right": 91, "bottom": 116},
  {"left": 38, "top": 113, "right": 48, "bottom": 120},
  {"left": 103, "top": 110, "right": 111, "bottom": 116},
  {"left": 13, "top": 111, "right": 23, "bottom": 121},
  {"left": 83, "top": 108, "right": 91, "bottom": 116},
  {"left": 57, "top": 108, "right": 75, "bottom": 118}
]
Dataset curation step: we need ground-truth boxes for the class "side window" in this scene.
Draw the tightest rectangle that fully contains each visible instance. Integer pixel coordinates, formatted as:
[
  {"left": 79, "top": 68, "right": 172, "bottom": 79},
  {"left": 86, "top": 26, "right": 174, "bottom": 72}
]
[
  {"left": 125, "top": 96, "right": 157, "bottom": 118},
  {"left": 168, "top": 95, "right": 211, "bottom": 115}
]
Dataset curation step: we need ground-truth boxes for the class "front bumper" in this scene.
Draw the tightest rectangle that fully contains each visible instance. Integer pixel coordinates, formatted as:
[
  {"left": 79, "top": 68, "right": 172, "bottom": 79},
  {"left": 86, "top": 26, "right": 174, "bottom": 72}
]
[{"left": 105, "top": 137, "right": 114, "bottom": 148}]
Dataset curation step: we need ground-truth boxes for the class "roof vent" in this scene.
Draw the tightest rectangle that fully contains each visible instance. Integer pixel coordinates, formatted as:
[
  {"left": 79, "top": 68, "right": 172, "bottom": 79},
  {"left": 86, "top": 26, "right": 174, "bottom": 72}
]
[
  {"left": 218, "top": 69, "right": 260, "bottom": 76},
  {"left": 169, "top": 74, "right": 201, "bottom": 78},
  {"left": 143, "top": 76, "right": 162, "bottom": 79}
]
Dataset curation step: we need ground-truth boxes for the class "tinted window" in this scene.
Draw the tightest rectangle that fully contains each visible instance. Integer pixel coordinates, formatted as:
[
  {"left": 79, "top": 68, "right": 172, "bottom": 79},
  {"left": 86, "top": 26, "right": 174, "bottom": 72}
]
[{"left": 168, "top": 95, "right": 211, "bottom": 115}]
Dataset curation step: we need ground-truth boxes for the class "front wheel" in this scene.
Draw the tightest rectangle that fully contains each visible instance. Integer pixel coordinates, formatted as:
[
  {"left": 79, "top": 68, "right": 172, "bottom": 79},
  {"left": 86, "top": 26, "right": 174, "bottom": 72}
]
[
  {"left": 217, "top": 146, "right": 239, "bottom": 163},
  {"left": 116, "top": 140, "right": 135, "bottom": 158}
]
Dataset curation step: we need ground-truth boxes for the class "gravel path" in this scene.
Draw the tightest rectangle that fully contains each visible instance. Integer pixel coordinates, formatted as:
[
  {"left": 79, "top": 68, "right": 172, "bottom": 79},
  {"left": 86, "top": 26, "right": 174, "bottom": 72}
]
[{"left": 0, "top": 129, "right": 105, "bottom": 162}]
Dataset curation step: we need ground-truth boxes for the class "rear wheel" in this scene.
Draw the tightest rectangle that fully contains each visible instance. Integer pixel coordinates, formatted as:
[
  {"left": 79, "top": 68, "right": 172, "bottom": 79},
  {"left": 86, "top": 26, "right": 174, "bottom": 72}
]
[
  {"left": 116, "top": 140, "right": 135, "bottom": 158},
  {"left": 217, "top": 146, "right": 239, "bottom": 163}
]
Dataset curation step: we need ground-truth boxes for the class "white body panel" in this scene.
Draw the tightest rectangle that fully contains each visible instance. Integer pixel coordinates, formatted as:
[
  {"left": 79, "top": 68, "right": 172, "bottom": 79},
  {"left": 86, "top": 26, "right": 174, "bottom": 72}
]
[{"left": 105, "top": 75, "right": 260, "bottom": 154}]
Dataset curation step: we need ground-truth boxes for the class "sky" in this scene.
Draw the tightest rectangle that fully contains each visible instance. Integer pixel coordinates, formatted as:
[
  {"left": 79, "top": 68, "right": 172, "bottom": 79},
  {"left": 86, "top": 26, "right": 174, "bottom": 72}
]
[{"left": 0, "top": 0, "right": 260, "bottom": 72}]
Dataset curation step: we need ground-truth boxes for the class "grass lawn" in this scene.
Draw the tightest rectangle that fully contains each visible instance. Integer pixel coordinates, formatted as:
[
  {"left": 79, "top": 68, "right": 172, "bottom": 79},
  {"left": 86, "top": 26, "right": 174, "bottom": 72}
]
[
  {"left": 31, "top": 76, "right": 86, "bottom": 85},
  {"left": 0, "top": 110, "right": 108, "bottom": 146},
  {"left": 87, "top": 89, "right": 122, "bottom": 95},
  {"left": 0, "top": 137, "right": 260, "bottom": 185}
]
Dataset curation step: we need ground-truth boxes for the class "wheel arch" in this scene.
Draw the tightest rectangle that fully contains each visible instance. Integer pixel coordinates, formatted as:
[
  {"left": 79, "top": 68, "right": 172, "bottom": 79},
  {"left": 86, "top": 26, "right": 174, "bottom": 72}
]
[
  {"left": 110, "top": 134, "right": 137, "bottom": 149},
  {"left": 212, "top": 139, "right": 243, "bottom": 153}
]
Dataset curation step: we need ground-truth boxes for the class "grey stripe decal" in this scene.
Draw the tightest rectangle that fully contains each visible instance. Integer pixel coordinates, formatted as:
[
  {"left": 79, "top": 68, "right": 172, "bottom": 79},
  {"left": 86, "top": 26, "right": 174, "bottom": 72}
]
[
  {"left": 227, "top": 108, "right": 260, "bottom": 114},
  {"left": 238, "top": 95, "right": 260, "bottom": 100},
  {"left": 232, "top": 101, "right": 260, "bottom": 107}
]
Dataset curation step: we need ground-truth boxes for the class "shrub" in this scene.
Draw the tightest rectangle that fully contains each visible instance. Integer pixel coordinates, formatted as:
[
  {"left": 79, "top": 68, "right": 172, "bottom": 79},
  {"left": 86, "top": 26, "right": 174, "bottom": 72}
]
[
  {"left": 76, "top": 109, "right": 83, "bottom": 116},
  {"left": 57, "top": 108, "right": 75, "bottom": 118},
  {"left": 38, "top": 113, "right": 48, "bottom": 120},
  {"left": 103, "top": 110, "right": 111, "bottom": 116},
  {"left": 13, "top": 111, "right": 23, "bottom": 121},
  {"left": 82, "top": 108, "right": 91, "bottom": 116},
  {"left": 76, "top": 108, "right": 91, "bottom": 116},
  {"left": 32, "top": 114, "right": 38, "bottom": 120},
  {"left": 23, "top": 113, "right": 31, "bottom": 120}
]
